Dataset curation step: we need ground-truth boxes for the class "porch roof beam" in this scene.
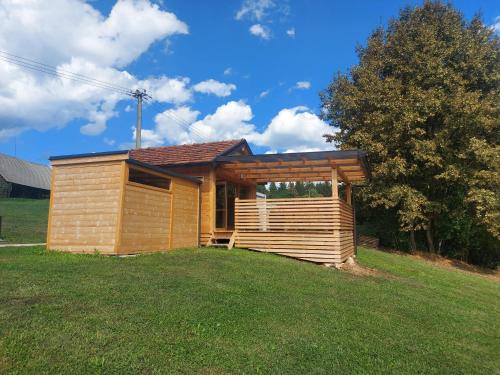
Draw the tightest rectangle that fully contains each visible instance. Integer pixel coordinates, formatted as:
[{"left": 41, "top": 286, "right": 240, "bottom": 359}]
[
  {"left": 216, "top": 149, "right": 370, "bottom": 183},
  {"left": 233, "top": 166, "right": 334, "bottom": 175},
  {"left": 250, "top": 176, "right": 333, "bottom": 183},
  {"left": 220, "top": 159, "right": 360, "bottom": 170},
  {"left": 241, "top": 172, "right": 333, "bottom": 180}
]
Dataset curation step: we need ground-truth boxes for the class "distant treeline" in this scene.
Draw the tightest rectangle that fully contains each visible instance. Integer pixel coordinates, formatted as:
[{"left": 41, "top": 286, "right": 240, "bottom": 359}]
[{"left": 257, "top": 181, "right": 332, "bottom": 199}]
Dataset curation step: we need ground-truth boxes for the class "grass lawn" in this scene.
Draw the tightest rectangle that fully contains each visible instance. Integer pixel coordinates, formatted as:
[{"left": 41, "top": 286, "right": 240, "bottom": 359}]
[
  {"left": 1, "top": 246, "right": 499, "bottom": 374},
  {"left": 0, "top": 198, "right": 49, "bottom": 243}
]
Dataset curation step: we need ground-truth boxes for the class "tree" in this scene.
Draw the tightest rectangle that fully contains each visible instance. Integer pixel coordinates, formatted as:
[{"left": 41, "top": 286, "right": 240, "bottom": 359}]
[
  {"left": 317, "top": 182, "right": 332, "bottom": 197},
  {"left": 321, "top": 1, "right": 499, "bottom": 265},
  {"left": 277, "top": 182, "right": 292, "bottom": 198},
  {"left": 288, "top": 182, "right": 298, "bottom": 197},
  {"left": 256, "top": 184, "right": 268, "bottom": 196},
  {"left": 268, "top": 182, "right": 278, "bottom": 198},
  {"left": 295, "top": 181, "right": 306, "bottom": 196}
]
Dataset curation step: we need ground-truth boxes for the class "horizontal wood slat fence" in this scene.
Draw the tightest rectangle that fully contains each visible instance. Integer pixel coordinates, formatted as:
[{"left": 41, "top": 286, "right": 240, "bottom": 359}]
[{"left": 234, "top": 197, "right": 354, "bottom": 264}]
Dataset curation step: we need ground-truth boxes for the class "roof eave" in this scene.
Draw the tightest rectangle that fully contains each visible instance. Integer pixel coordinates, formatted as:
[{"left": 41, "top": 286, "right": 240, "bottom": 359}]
[{"left": 49, "top": 150, "right": 129, "bottom": 161}]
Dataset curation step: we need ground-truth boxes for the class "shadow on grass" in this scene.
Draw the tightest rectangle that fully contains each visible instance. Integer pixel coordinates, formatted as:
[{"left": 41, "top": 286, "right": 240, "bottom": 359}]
[{"left": 371, "top": 246, "right": 499, "bottom": 279}]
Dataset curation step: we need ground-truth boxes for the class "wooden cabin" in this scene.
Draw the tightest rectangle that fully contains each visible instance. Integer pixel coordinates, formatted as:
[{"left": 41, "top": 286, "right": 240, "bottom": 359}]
[{"left": 47, "top": 139, "right": 370, "bottom": 264}]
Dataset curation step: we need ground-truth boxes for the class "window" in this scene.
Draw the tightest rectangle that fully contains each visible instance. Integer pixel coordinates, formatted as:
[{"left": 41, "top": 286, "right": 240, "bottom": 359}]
[{"left": 128, "top": 167, "right": 171, "bottom": 190}]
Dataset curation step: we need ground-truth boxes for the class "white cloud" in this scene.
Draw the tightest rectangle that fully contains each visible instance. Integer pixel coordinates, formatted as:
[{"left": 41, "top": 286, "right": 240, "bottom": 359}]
[
  {"left": 135, "top": 101, "right": 255, "bottom": 146},
  {"left": 248, "top": 106, "right": 332, "bottom": 151},
  {"left": 286, "top": 28, "right": 295, "bottom": 38},
  {"left": 134, "top": 102, "right": 332, "bottom": 153},
  {"left": 80, "top": 111, "right": 112, "bottom": 136},
  {"left": 103, "top": 137, "right": 116, "bottom": 146},
  {"left": 140, "top": 76, "right": 192, "bottom": 104},
  {"left": 134, "top": 128, "right": 164, "bottom": 148},
  {"left": 0, "top": 0, "right": 188, "bottom": 68},
  {"left": 259, "top": 89, "right": 270, "bottom": 98},
  {"left": 236, "top": 0, "right": 290, "bottom": 39},
  {"left": 236, "top": 0, "right": 276, "bottom": 21},
  {"left": 189, "top": 101, "right": 256, "bottom": 141},
  {"left": 492, "top": 16, "right": 500, "bottom": 33},
  {"left": 0, "top": 0, "right": 189, "bottom": 139},
  {"left": 193, "top": 79, "right": 237, "bottom": 97},
  {"left": 224, "top": 67, "right": 233, "bottom": 76},
  {"left": 150, "top": 106, "right": 201, "bottom": 146},
  {"left": 293, "top": 81, "right": 311, "bottom": 90},
  {"left": 249, "top": 24, "right": 271, "bottom": 40}
]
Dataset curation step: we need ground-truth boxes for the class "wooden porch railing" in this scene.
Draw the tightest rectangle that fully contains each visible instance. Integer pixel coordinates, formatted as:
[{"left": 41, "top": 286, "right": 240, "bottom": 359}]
[{"left": 234, "top": 197, "right": 354, "bottom": 264}]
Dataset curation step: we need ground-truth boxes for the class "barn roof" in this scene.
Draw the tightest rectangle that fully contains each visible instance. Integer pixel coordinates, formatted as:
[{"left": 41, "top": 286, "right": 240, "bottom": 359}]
[
  {"left": 0, "top": 153, "right": 51, "bottom": 190},
  {"left": 129, "top": 139, "right": 250, "bottom": 166}
]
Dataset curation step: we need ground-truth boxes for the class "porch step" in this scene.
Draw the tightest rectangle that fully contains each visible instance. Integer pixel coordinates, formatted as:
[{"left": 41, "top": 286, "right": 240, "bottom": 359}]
[
  {"left": 212, "top": 231, "right": 233, "bottom": 239},
  {"left": 210, "top": 243, "right": 230, "bottom": 248},
  {"left": 205, "top": 232, "right": 235, "bottom": 249},
  {"left": 211, "top": 237, "right": 230, "bottom": 248}
]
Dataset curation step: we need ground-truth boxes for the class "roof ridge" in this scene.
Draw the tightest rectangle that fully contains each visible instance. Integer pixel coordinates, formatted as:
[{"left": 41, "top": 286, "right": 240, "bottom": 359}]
[
  {"left": 130, "top": 139, "right": 244, "bottom": 152},
  {"left": 128, "top": 139, "right": 249, "bottom": 166}
]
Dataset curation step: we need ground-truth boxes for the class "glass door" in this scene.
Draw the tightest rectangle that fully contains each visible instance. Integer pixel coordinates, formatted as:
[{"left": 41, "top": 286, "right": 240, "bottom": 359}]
[
  {"left": 227, "top": 184, "right": 236, "bottom": 229},
  {"left": 215, "top": 182, "right": 226, "bottom": 229},
  {"left": 215, "top": 181, "right": 237, "bottom": 230}
]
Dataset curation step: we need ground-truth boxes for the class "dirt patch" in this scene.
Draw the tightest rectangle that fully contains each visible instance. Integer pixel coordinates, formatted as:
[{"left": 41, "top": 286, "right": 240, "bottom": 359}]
[{"left": 337, "top": 260, "right": 388, "bottom": 278}]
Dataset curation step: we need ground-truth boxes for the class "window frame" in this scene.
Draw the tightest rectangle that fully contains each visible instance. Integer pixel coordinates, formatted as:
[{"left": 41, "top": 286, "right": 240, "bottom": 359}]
[{"left": 127, "top": 164, "right": 172, "bottom": 193}]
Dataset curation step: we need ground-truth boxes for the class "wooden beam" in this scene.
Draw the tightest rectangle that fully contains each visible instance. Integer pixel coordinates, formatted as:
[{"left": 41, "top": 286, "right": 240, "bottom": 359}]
[
  {"left": 231, "top": 166, "right": 334, "bottom": 175},
  {"left": 337, "top": 166, "right": 363, "bottom": 171},
  {"left": 335, "top": 166, "right": 349, "bottom": 183},
  {"left": 215, "top": 168, "right": 256, "bottom": 186},
  {"left": 240, "top": 169, "right": 332, "bottom": 177},
  {"left": 250, "top": 176, "right": 332, "bottom": 183},
  {"left": 220, "top": 159, "right": 360, "bottom": 170},
  {"left": 241, "top": 172, "right": 332, "bottom": 180},
  {"left": 114, "top": 161, "right": 129, "bottom": 254},
  {"left": 345, "top": 183, "right": 352, "bottom": 205},
  {"left": 332, "top": 168, "right": 339, "bottom": 198}
]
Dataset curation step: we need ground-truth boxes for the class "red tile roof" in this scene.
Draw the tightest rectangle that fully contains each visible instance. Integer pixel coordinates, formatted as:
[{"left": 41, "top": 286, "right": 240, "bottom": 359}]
[{"left": 129, "top": 139, "right": 246, "bottom": 166}]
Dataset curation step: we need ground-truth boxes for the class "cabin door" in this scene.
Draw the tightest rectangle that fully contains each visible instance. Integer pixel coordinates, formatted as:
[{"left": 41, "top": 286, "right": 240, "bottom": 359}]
[{"left": 215, "top": 181, "right": 236, "bottom": 230}]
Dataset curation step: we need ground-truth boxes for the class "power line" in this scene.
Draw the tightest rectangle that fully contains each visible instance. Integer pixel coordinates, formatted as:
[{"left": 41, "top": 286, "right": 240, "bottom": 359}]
[
  {"left": 162, "top": 110, "right": 208, "bottom": 143},
  {"left": 0, "top": 50, "right": 132, "bottom": 95},
  {"left": 129, "top": 89, "right": 208, "bottom": 144},
  {"left": 0, "top": 54, "right": 131, "bottom": 96},
  {"left": 0, "top": 50, "right": 212, "bottom": 145}
]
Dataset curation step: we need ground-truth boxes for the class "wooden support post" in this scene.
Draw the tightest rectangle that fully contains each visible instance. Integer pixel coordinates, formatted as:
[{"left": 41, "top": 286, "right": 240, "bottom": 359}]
[
  {"left": 331, "top": 167, "right": 339, "bottom": 198},
  {"left": 352, "top": 189, "right": 357, "bottom": 256},
  {"left": 345, "top": 183, "right": 352, "bottom": 205}
]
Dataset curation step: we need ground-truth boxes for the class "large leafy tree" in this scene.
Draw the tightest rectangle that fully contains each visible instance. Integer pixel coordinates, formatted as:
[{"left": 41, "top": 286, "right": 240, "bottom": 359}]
[{"left": 321, "top": 1, "right": 499, "bottom": 263}]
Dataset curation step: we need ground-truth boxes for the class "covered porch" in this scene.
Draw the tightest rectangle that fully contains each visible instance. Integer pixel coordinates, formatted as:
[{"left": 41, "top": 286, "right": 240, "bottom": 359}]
[{"left": 215, "top": 150, "right": 369, "bottom": 264}]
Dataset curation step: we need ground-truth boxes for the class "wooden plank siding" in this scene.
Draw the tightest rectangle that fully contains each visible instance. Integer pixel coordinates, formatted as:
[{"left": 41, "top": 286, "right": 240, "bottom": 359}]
[
  {"left": 117, "top": 182, "right": 172, "bottom": 254},
  {"left": 234, "top": 197, "right": 354, "bottom": 264},
  {"left": 169, "top": 178, "right": 200, "bottom": 249},
  {"left": 47, "top": 161, "right": 123, "bottom": 254},
  {"left": 48, "top": 159, "right": 200, "bottom": 255},
  {"left": 166, "top": 165, "right": 215, "bottom": 245}
]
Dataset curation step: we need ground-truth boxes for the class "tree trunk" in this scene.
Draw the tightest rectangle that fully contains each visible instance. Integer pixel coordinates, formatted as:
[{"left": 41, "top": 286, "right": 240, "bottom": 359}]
[
  {"left": 425, "top": 226, "right": 435, "bottom": 253},
  {"left": 409, "top": 230, "right": 417, "bottom": 253}
]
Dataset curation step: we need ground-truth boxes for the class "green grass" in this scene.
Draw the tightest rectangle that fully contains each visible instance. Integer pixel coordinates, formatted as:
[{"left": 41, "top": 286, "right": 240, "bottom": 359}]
[
  {"left": 0, "top": 198, "right": 49, "bottom": 243},
  {"left": 0, "top": 246, "right": 498, "bottom": 374}
]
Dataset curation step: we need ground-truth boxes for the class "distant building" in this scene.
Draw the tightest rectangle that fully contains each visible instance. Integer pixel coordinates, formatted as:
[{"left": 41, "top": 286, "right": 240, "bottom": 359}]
[{"left": 0, "top": 153, "right": 51, "bottom": 199}]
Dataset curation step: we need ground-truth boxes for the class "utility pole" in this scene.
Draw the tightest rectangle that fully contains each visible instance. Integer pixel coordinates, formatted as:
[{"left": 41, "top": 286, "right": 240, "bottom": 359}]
[{"left": 131, "top": 89, "right": 151, "bottom": 149}]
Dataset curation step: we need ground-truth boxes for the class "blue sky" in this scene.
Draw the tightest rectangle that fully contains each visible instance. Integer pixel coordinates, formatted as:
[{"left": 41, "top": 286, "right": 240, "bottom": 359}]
[{"left": 0, "top": 0, "right": 498, "bottom": 165}]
